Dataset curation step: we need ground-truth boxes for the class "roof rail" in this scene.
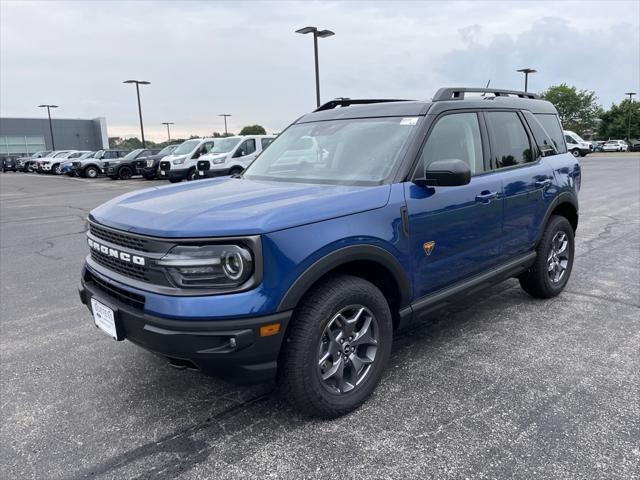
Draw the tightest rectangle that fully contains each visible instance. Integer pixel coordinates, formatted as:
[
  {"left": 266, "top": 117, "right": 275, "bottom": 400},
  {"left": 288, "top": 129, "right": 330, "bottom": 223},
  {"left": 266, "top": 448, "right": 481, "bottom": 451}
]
[
  {"left": 433, "top": 87, "right": 539, "bottom": 102},
  {"left": 314, "top": 97, "right": 413, "bottom": 112}
]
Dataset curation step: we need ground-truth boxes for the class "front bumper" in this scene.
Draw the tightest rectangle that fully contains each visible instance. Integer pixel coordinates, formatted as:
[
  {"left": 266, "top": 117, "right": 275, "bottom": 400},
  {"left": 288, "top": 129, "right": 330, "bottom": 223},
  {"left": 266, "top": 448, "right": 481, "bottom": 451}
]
[
  {"left": 79, "top": 265, "right": 291, "bottom": 384},
  {"left": 159, "top": 167, "right": 188, "bottom": 181},
  {"left": 141, "top": 165, "right": 158, "bottom": 178},
  {"left": 197, "top": 167, "right": 230, "bottom": 179}
]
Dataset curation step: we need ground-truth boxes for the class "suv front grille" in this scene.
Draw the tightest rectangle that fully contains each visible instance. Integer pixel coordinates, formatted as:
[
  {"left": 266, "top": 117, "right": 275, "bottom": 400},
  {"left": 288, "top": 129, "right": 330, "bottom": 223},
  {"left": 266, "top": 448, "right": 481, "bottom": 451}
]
[
  {"left": 86, "top": 270, "right": 145, "bottom": 310},
  {"left": 90, "top": 250, "right": 149, "bottom": 282},
  {"left": 89, "top": 223, "right": 149, "bottom": 252},
  {"left": 159, "top": 161, "right": 170, "bottom": 171}
]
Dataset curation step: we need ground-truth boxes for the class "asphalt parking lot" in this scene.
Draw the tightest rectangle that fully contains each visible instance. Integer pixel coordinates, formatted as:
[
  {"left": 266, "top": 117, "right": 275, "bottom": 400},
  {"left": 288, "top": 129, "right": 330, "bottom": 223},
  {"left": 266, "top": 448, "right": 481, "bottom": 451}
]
[{"left": 1, "top": 155, "right": 639, "bottom": 480}]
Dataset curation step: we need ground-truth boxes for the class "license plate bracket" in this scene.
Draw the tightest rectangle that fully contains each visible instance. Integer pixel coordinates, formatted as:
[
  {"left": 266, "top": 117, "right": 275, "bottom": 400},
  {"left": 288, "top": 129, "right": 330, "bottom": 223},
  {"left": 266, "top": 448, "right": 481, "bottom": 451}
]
[{"left": 91, "top": 298, "right": 123, "bottom": 341}]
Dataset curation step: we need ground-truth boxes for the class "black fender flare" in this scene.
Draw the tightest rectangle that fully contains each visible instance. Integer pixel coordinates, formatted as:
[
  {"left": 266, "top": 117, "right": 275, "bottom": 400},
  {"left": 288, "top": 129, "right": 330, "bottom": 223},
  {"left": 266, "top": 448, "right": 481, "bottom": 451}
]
[
  {"left": 277, "top": 244, "right": 412, "bottom": 312},
  {"left": 536, "top": 191, "right": 579, "bottom": 244}
]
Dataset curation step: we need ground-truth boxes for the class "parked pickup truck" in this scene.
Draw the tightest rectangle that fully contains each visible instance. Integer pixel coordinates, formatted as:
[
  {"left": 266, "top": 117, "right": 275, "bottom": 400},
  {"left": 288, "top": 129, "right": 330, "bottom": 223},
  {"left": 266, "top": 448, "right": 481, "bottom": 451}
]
[
  {"left": 80, "top": 88, "right": 580, "bottom": 418},
  {"left": 103, "top": 148, "right": 161, "bottom": 180},
  {"left": 72, "top": 150, "right": 130, "bottom": 178},
  {"left": 140, "top": 144, "right": 179, "bottom": 180}
]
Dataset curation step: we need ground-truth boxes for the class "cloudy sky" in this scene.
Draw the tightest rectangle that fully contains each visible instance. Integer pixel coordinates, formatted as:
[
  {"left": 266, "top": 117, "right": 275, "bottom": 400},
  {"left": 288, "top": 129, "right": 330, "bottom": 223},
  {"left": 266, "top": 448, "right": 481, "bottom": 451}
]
[{"left": 1, "top": 0, "right": 638, "bottom": 142}]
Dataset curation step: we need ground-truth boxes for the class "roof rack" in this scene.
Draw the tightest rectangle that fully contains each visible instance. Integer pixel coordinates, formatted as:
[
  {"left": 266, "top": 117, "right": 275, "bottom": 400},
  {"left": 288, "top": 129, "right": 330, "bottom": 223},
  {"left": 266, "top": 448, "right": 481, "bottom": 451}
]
[
  {"left": 314, "top": 97, "right": 413, "bottom": 112},
  {"left": 433, "top": 87, "right": 539, "bottom": 102}
]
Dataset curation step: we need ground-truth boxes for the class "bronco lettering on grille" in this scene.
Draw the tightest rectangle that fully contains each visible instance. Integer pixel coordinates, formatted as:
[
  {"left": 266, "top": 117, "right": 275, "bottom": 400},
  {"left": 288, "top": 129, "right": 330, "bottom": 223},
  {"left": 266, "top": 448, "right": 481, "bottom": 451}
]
[{"left": 88, "top": 238, "right": 146, "bottom": 266}]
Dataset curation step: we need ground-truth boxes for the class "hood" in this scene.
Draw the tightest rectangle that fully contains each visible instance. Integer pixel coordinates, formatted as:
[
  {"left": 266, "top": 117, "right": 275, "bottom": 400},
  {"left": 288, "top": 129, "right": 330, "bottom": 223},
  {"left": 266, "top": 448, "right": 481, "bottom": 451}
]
[
  {"left": 90, "top": 177, "right": 391, "bottom": 237},
  {"left": 200, "top": 153, "right": 227, "bottom": 161}
]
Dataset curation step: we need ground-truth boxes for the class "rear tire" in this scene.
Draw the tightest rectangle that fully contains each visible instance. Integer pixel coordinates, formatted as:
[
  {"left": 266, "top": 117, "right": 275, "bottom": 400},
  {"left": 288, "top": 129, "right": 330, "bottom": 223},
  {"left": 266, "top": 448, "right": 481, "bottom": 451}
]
[
  {"left": 519, "top": 215, "right": 574, "bottom": 298},
  {"left": 279, "top": 275, "right": 393, "bottom": 418},
  {"left": 118, "top": 166, "right": 133, "bottom": 180}
]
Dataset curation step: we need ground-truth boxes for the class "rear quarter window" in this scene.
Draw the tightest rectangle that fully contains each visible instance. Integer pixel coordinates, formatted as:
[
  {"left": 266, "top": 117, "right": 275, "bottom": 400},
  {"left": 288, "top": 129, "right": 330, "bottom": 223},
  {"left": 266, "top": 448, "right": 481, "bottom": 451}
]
[
  {"left": 534, "top": 114, "right": 567, "bottom": 154},
  {"left": 523, "top": 111, "right": 558, "bottom": 157}
]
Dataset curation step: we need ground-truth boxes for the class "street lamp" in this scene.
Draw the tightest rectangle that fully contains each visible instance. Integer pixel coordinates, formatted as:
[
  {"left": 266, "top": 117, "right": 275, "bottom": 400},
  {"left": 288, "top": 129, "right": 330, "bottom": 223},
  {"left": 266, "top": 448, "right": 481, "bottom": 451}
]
[
  {"left": 295, "top": 26, "right": 335, "bottom": 107},
  {"left": 218, "top": 114, "right": 231, "bottom": 136},
  {"left": 161, "top": 122, "right": 174, "bottom": 144},
  {"left": 624, "top": 92, "right": 636, "bottom": 142},
  {"left": 123, "top": 80, "right": 150, "bottom": 147},
  {"left": 38, "top": 104, "right": 58, "bottom": 150},
  {"left": 516, "top": 68, "right": 537, "bottom": 92}
]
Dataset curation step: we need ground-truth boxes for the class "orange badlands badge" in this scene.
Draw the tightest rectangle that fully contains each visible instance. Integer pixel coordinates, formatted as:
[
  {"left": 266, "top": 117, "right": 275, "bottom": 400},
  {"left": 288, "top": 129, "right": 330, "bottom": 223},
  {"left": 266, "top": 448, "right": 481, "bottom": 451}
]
[{"left": 423, "top": 241, "right": 435, "bottom": 256}]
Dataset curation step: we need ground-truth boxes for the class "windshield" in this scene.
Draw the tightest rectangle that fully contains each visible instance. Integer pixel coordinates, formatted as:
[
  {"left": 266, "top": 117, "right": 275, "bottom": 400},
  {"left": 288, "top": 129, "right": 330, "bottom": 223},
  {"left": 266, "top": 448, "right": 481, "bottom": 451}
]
[
  {"left": 244, "top": 117, "right": 418, "bottom": 185},
  {"left": 122, "top": 149, "right": 143, "bottom": 160},
  {"left": 173, "top": 140, "right": 200, "bottom": 155},
  {"left": 208, "top": 138, "right": 240, "bottom": 154},
  {"left": 158, "top": 145, "right": 176, "bottom": 156}
]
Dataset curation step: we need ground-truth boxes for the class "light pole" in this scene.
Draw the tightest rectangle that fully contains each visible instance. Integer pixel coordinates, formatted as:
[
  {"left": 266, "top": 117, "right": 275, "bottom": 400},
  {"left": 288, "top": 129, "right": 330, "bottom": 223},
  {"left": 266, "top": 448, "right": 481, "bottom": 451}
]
[
  {"left": 162, "top": 122, "right": 174, "bottom": 144},
  {"left": 625, "top": 92, "right": 636, "bottom": 142},
  {"left": 123, "top": 80, "right": 150, "bottom": 147},
  {"left": 295, "top": 26, "right": 335, "bottom": 107},
  {"left": 38, "top": 104, "right": 58, "bottom": 150},
  {"left": 218, "top": 114, "right": 231, "bottom": 136},
  {"left": 516, "top": 68, "right": 537, "bottom": 92}
]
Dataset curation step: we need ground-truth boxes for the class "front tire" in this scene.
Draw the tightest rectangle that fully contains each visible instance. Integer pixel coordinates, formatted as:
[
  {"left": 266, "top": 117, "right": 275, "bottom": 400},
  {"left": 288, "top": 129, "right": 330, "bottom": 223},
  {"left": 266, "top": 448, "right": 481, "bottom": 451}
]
[
  {"left": 279, "top": 275, "right": 393, "bottom": 418},
  {"left": 84, "top": 166, "right": 99, "bottom": 178},
  {"left": 570, "top": 149, "right": 580, "bottom": 158},
  {"left": 519, "top": 215, "right": 574, "bottom": 298},
  {"left": 118, "top": 166, "right": 133, "bottom": 180},
  {"left": 186, "top": 168, "right": 197, "bottom": 181},
  {"left": 52, "top": 164, "right": 61, "bottom": 175}
]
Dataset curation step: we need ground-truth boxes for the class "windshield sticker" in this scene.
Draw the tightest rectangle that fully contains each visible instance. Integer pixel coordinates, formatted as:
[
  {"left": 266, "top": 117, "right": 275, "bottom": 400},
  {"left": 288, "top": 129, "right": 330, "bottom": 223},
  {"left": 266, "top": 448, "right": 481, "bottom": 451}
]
[{"left": 400, "top": 117, "right": 418, "bottom": 126}]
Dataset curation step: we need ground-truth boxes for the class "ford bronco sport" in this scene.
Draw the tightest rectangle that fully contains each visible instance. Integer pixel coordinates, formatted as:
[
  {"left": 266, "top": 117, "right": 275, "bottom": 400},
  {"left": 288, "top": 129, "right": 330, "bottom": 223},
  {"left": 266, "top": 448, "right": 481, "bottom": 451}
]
[{"left": 79, "top": 88, "right": 580, "bottom": 418}]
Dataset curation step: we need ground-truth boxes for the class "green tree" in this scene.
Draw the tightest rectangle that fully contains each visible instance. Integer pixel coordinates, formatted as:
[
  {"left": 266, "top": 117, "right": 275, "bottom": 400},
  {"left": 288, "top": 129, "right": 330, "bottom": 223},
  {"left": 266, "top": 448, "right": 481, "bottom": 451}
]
[
  {"left": 541, "top": 84, "right": 603, "bottom": 135},
  {"left": 598, "top": 99, "right": 640, "bottom": 141},
  {"left": 239, "top": 125, "right": 266, "bottom": 135}
]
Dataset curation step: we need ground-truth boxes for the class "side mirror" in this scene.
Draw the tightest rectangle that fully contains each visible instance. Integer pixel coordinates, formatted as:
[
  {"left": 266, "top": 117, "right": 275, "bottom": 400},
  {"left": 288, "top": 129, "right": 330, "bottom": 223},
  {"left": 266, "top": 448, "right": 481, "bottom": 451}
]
[
  {"left": 234, "top": 149, "right": 245, "bottom": 158},
  {"left": 415, "top": 159, "right": 471, "bottom": 187},
  {"left": 192, "top": 151, "right": 201, "bottom": 159}
]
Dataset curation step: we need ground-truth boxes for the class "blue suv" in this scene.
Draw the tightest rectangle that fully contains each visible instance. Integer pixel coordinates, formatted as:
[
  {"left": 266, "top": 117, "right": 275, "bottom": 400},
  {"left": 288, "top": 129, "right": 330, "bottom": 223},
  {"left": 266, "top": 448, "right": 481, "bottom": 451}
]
[{"left": 79, "top": 88, "right": 580, "bottom": 418}]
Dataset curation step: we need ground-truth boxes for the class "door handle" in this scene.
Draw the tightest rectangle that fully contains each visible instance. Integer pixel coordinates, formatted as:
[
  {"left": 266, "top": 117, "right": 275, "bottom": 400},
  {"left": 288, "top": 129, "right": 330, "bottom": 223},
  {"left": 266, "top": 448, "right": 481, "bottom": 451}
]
[
  {"left": 535, "top": 179, "right": 552, "bottom": 189},
  {"left": 475, "top": 191, "right": 498, "bottom": 203}
]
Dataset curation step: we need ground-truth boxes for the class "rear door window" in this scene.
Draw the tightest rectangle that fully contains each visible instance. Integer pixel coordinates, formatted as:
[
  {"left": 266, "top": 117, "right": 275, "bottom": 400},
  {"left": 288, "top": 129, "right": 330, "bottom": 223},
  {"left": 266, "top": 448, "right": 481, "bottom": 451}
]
[{"left": 485, "top": 111, "right": 534, "bottom": 168}]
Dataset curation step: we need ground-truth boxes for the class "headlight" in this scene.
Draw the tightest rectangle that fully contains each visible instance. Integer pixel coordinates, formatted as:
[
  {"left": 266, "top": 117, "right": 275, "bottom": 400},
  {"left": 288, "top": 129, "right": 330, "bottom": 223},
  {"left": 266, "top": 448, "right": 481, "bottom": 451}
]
[
  {"left": 146, "top": 159, "right": 154, "bottom": 167},
  {"left": 158, "top": 244, "right": 253, "bottom": 288},
  {"left": 212, "top": 156, "right": 227, "bottom": 164},
  {"left": 172, "top": 158, "right": 186, "bottom": 165}
]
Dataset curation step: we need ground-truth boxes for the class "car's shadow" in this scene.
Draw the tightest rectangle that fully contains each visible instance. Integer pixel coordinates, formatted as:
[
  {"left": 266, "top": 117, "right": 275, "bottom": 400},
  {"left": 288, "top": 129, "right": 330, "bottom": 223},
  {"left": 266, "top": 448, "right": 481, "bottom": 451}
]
[{"left": 65, "top": 279, "right": 528, "bottom": 480}]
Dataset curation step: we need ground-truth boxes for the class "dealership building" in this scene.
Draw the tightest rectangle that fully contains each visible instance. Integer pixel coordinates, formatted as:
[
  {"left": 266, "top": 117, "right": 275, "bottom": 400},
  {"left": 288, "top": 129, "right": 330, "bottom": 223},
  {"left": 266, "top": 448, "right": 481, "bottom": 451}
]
[{"left": 0, "top": 117, "right": 109, "bottom": 157}]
